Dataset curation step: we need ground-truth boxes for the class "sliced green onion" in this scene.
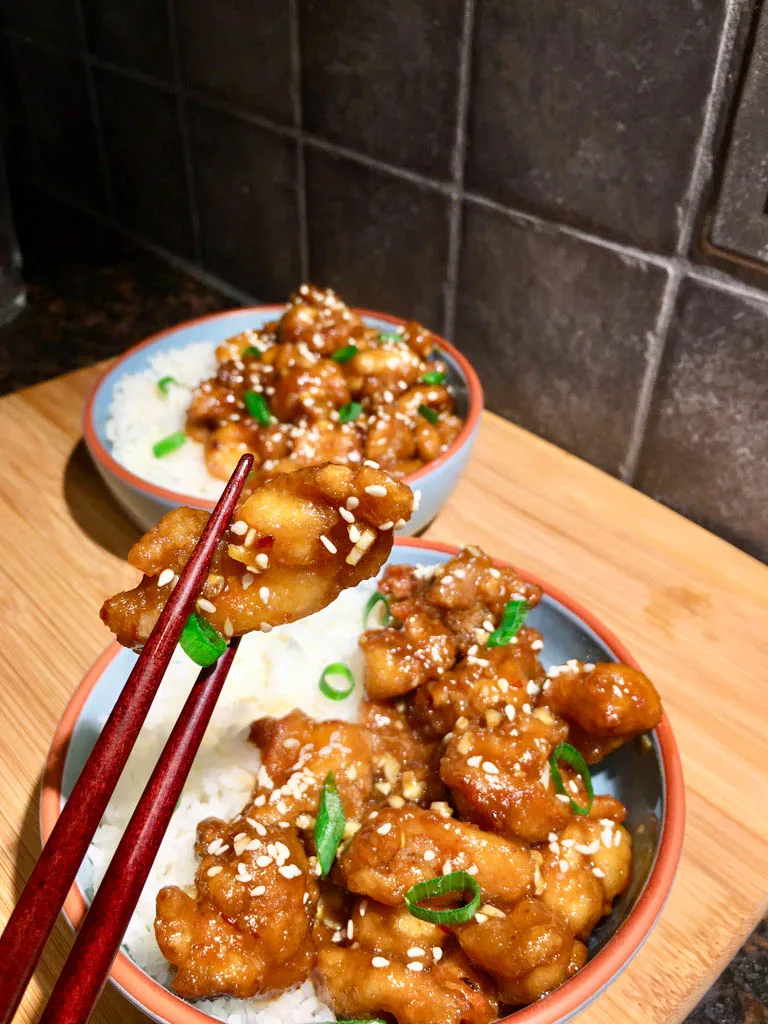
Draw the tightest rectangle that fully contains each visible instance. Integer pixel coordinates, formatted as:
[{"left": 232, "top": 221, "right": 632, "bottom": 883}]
[
  {"left": 421, "top": 370, "right": 446, "bottom": 385},
  {"left": 152, "top": 431, "right": 186, "bottom": 458},
  {"left": 378, "top": 331, "right": 401, "bottom": 344},
  {"left": 244, "top": 390, "right": 272, "bottom": 426},
  {"left": 332, "top": 344, "right": 357, "bottom": 363},
  {"left": 418, "top": 403, "right": 439, "bottom": 425},
  {"left": 319, "top": 662, "right": 355, "bottom": 701},
  {"left": 314, "top": 772, "right": 346, "bottom": 877},
  {"left": 180, "top": 612, "right": 227, "bottom": 667},
  {"left": 157, "top": 375, "right": 179, "bottom": 396},
  {"left": 338, "top": 401, "right": 363, "bottom": 424},
  {"left": 550, "top": 742, "right": 594, "bottom": 816},
  {"left": 486, "top": 599, "right": 528, "bottom": 647},
  {"left": 242, "top": 345, "right": 262, "bottom": 359},
  {"left": 363, "top": 590, "right": 391, "bottom": 628},
  {"left": 404, "top": 871, "right": 481, "bottom": 925}
]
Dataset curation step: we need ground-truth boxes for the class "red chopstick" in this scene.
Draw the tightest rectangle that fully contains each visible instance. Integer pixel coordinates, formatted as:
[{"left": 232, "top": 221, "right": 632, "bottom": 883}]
[
  {"left": 0, "top": 453, "right": 253, "bottom": 1024},
  {"left": 39, "top": 636, "right": 242, "bottom": 1024}
]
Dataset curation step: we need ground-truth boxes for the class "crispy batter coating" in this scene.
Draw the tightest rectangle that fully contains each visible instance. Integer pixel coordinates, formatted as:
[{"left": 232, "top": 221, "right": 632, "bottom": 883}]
[
  {"left": 336, "top": 804, "right": 534, "bottom": 907},
  {"left": 101, "top": 463, "right": 413, "bottom": 648},
  {"left": 185, "top": 283, "right": 463, "bottom": 483},
  {"left": 360, "top": 699, "right": 446, "bottom": 806},
  {"left": 155, "top": 820, "right": 317, "bottom": 999},
  {"left": 542, "top": 660, "right": 662, "bottom": 763},
  {"left": 455, "top": 897, "right": 587, "bottom": 1005}
]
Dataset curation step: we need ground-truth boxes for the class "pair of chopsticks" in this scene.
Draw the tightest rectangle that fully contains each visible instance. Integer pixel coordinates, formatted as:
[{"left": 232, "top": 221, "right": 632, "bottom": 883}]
[{"left": 0, "top": 454, "right": 254, "bottom": 1024}]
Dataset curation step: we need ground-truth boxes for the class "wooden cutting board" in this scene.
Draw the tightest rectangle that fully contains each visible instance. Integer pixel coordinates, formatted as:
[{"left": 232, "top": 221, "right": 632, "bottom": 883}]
[{"left": 0, "top": 362, "right": 766, "bottom": 1023}]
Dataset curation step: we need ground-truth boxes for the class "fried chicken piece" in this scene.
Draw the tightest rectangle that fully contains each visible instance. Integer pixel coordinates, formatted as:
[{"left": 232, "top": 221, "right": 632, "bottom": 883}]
[
  {"left": 409, "top": 626, "right": 546, "bottom": 738},
  {"left": 538, "top": 818, "right": 632, "bottom": 937},
  {"left": 246, "top": 710, "right": 373, "bottom": 827},
  {"left": 541, "top": 661, "right": 662, "bottom": 763},
  {"left": 270, "top": 359, "right": 351, "bottom": 422},
  {"left": 360, "top": 609, "right": 458, "bottom": 700},
  {"left": 379, "top": 548, "right": 543, "bottom": 656},
  {"left": 440, "top": 708, "right": 574, "bottom": 843},
  {"left": 278, "top": 283, "right": 372, "bottom": 355},
  {"left": 350, "top": 898, "right": 449, "bottom": 958},
  {"left": 101, "top": 463, "right": 413, "bottom": 648},
  {"left": 455, "top": 896, "right": 587, "bottom": 1005},
  {"left": 360, "top": 700, "right": 445, "bottom": 806},
  {"left": 312, "top": 880, "right": 354, "bottom": 950},
  {"left": 336, "top": 804, "right": 534, "bottom": 907},
  {"left": 155, "top": 820, "right": 317, "bottom": 999}
]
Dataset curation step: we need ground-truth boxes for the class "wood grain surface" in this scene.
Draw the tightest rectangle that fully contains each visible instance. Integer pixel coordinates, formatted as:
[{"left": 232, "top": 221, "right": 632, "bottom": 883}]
[{"left": 0, "top": 363, "right": 766, "bottom": 1023}]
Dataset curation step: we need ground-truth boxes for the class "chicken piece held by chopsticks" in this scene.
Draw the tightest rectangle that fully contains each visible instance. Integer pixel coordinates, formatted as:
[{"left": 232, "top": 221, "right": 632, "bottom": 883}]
[{"left": 102, "top": 463, "right": 413, "bottom": 649}]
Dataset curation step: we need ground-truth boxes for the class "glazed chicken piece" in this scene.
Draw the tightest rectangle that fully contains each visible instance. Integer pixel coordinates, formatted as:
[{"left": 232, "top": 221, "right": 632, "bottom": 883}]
[
  {"left": 246, "top": 710, "right": 373, "bottom": 827},
  {"left": 455, "top": 896, "right": 587, "bottom": 1006},
  {"left": 538, "top": 817, "right": 632, "bottom": 938},
  {"left": 409, "top": 626, "right": 546, "bottom": 738},
  {"left": 440, "top": 708, "right": 575, "bottom": 843},
  {"left": 379, "top": 548, "right": 543, "bottom": 656},
  {"left": 101, "top": 463, "right": 413, "bottom": 648},
  {"left": 360, "top": 608, "right": 458, "bottom": 700},
  {"left": 278, "top": 283, "right": 373, "bottom": 354},
  {"left": 541, "top": 660, "right": 662, "bottom": 763},
  {"left": 360, "top": 700, "right": 445, "bottom": 806},
  {"left": 318, "top": 943, "right": 498, "bottom": 1024},
  {"left": 155, "top": 819, "right": 317, "bottom": 999},
  {"left": 336, "top": 804, "right": 534, "bottom": 907}
]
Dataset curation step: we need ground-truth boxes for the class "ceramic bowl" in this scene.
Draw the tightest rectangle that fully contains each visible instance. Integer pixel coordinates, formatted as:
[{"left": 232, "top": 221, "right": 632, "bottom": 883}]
[
  {"left": 83, "top": 307, "right": 483, "bottom": 534},
  {"left": 41, "top": 538, "right": 684, "bottom": 1024}
]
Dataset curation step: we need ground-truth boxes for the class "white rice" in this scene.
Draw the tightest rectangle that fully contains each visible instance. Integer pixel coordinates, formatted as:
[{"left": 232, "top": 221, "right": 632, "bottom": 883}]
[
  {"left": 106, "top": 341, "right": 225, "bottom": 500},
  {"left": 85, "top": 580, "right": 379, "bottom": 1023}
]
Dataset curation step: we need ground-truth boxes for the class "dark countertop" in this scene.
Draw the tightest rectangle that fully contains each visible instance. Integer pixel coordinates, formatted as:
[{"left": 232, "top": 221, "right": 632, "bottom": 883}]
[{"left": 1, "top": 185, "right": 766, "bottom": 1024}]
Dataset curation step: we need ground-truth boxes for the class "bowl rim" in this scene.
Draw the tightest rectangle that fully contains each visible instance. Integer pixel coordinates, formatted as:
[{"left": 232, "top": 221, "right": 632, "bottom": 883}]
[
  {"left": 40, "top": 537, "right": 684, "bottom": 1024},
  {"left": 82, "top": 305, "right": 485, "bottom": 509}
]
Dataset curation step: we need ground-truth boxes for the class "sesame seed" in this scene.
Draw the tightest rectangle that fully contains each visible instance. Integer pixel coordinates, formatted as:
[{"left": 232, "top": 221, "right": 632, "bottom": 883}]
[
  {"left": 347, "top": 919, "right": 354, "bottom": 939},
  {"left": 260, "top": 622, "right": 273, "bottom": 633},
  {"left": 376, "top": 822, "right": 393, "bottom": 836},
  {"left": 412, "top": 489, "right": 421, "bottom": 510},
  {"left": 320, "top": 534, "right": 337, "bottom": 553},
  {"left": 407, "top": 962, "right": 424, "bottom": 972},
  {"left": 522, "top": 703, "right": 532, "bottom": 715},
  {"left": 559, "top": 859, "right": 570, "bottom": 873},
  {"left": 433, "top": 946, "right": 443, "bottom": 961},
  {"left": 365, "top": 484, "right": 388, "bottom": 497},
  {"left": 207, "top": 866, "right": 223, "bottom": 877},
  {"left": 340, "top": 507, "right": 355, "bottom": 523},
  {"left": 259, "top": 585, "right": 270, "bottom": 602},
  {"left": 346, "top": 496, "right": 360, "bottom": 510},
  {"left": 614, "top": 830, "right": 622, "bottom": 847},
  {"left": 223, "top": 618, "right": 234, "bottom": 638},
  {"left": 255, "top": 855, "right": 272, "bottom": 868},
  {"left": 250, "top": 885, "right": 266, "bottom": 896},
  {"left": 242, "top": 572, "right": 254, "bottom": 590},
  {"left": 255, "top": 552, "right": 269, "bottom": 568},
  {"left": 348, "top": 524, "right": 361, "bottom": 543},
  {"left": 279, "top": 864, "right": 302, "bottom": 879},
  {"left": 504, "top": 704, "right": 517, "bottom": 721},
  {"left": 531, "top": 639, "right": 544, "bottom": 651},
  {"left": 555, "top": 793, "right": 571, "bottom": 803},
  {"left": 482, "top": 761, "right": 499, "bottom": 775},
  {"left": 442, "top": 860, "right": 453, "bottom": 874},
  {"left": 197, "top": 598, "right": 217, "bottom": 614},
  {"left": 474, "top": 913, "right": 488, "bottom": 924},
  {"left": 244, "top": 528, "right": 257, "bottom": 548},
  {"left": 372, "top": 956, "right": 390, "bottom": 968},
  {"left": 467, "top": 755, "right": 482, "bottom": 768},
  {"left": 423, "top": 850, "right": 436, "bottom": 862},
  {"left": 363, "top": 459, "right": 380, "bottom": 468},
  {"left": 157, "top": 568, "right": 175, "bottom": 588},
  {"left": 394, "top": 518, "right": 407, "bottom": 529},
  {"left": 231, "top": 520, "right": 248, "bottom": 536},
  {"left": 378, "top": 521, "right": 394, "bottom": 531},
  {"left": 593, "top": 866, "right": 605, "bottom": 878},
  {"left": 467, "top": 864, "right": 479, "bottom": 875},
  {"left": 407, "top": 947, "right": 426, "bottom": 957}
]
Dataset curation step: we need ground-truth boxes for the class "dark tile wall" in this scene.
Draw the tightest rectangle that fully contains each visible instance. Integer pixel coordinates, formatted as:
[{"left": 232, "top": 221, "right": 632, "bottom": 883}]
[{"left": 4, "top": 0, "right": 768, "bottom": 563}]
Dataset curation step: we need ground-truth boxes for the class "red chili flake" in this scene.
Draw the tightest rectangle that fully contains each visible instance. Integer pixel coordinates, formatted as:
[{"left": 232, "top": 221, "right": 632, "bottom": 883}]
[{"left": 257, "top": 535, "right": 274, "bottom": 549}]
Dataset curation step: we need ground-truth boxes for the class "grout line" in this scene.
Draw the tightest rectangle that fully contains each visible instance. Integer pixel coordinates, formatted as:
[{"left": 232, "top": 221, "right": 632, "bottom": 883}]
[
  {"left": 70, "top": 1, "right": 115, "bottom": 214},
  {"left": 26, "top": 178, "right": 260, "bottom": 306},
  {"left": 464, "top": 190, "right": 676, "bottom": 270},
  {"left": 289, "top": 0, "right": 309, "bottom": 280},
  {"left": 619, "top": 264, "right": 683, "bottom": 483},
  {"left": 301, "top": 132, "right": 454, "bottom": 192},
  {"left": 443, "top": 0, "right": 476, "bottom": 340},
  {"left": 686, "top": 259, "right": 768, "bottom": 301},
  {"left": 675, "top": 0, "right": 750, "bottom": 256},
  {"left": 165, "top": 0, "right": 202, "bottom": 264}
]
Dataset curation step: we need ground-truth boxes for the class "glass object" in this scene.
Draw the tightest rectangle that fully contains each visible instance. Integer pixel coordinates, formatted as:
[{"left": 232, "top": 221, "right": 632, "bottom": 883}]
[{"left": 0, "top": 156, "right": 25, "bottom": 326}]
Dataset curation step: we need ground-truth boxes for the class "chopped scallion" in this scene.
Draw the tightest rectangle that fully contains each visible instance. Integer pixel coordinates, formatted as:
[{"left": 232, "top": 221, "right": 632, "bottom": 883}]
[
  {"left": 404, "top": 871, "right": 481, "bottom": 925},
  {"left": 550, "top": 742, "right": 594, "bottom": 815},
  {"left": 157, "top": 375, "right": 179, "bottom": 396},
  {"left": 319, "top": 662, "right": 355, "bottom": 701},
  {"left": 179, "top": 613, "right": 227, "bottom": 667},
  {"left": 418, "top": 404, "right": 439, "bottom": 425},
  {"left": 152, "top": 431, "right": 186, "bottom": 458},
  {"left": 338, "top": 401, "right": 363, "bottom": 424},
  {"left": 363, "top": 591, "right": 391, "bottom": 628},
  {"left": 244, "top": 390, "right": 272, "bottom": 426},
  {"left": 421, "top": 370, "right": 446, "bottom": 385},
  {"left": 332, "top": 344, "right": 357, "bottom": 363},
  {"left": 486, "top": 599, "right": 528, "bottom": 647},
  {"left": 242, "top": 345, "right": 262, "bottom": 359},
  {"left": 378, "top": 331, "right": 401, "bottom": 344},
  {"left": 314, "top": 772, "right": 346, "bottom": 877}
]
